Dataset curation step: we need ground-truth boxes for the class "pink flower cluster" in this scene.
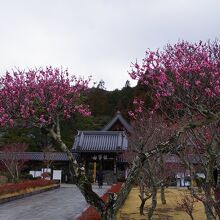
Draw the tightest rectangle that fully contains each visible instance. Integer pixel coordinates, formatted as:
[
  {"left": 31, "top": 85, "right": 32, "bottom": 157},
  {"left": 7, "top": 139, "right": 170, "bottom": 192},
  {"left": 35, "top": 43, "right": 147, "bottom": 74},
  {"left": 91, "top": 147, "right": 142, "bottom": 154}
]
[
  {"left": 0, "top": 67, "right": 91, "bottom": 127},
  {"left": 129, "top": 41, "right": 220, "bottom": 116},
  {"left": 128, "top": 98, "right": 144, "bottom": 119}
]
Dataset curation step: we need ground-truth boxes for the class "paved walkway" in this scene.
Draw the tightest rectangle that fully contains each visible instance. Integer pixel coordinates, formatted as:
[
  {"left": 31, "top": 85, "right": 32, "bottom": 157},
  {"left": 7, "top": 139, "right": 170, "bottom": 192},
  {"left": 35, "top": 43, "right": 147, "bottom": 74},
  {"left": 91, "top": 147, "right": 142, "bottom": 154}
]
[{"left": 0, "top": 184, "right": 109, "bottom": 220}]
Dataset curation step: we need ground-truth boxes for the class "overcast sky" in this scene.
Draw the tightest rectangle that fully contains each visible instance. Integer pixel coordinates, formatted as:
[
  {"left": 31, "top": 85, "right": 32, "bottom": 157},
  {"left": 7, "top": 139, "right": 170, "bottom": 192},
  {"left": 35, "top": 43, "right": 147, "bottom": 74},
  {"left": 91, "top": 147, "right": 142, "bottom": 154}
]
[{"left": 0, "top": 0, "right": 220, "bottom": 90}]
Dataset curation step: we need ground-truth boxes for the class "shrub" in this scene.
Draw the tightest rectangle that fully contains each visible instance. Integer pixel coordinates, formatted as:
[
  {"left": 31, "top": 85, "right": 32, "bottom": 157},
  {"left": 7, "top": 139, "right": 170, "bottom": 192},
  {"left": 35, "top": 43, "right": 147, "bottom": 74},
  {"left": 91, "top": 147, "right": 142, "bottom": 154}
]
[
  {"left": 177, "top": 192, "right": 198, "bottom": 220},
  {"left": 0, "top": 179, "right": 55, "bottom": 196}
]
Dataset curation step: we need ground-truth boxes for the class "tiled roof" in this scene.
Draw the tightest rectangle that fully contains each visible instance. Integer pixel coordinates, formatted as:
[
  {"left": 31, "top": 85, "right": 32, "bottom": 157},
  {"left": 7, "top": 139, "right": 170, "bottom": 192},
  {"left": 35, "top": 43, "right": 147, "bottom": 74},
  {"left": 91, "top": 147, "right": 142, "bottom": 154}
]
[
  {"left": 72, "top": 131, "right": 128, "bottom": 152},
  {"left": 101, "top": 111, "right": 133, "bottom": 133},
  {"left": 0, "top": 152, "right": 69, "bottom": 161}
]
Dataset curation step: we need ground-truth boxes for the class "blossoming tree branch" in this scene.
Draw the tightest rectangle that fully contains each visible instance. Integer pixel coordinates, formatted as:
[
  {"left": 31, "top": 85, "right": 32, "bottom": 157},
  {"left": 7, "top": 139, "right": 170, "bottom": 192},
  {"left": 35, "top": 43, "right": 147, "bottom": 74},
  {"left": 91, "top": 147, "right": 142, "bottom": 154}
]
[
  {"left": 129, "top": 40, "right": 220, "bottom": 219},
  {"left": 0, "top": 40, "right": 219, "bottom": 220},
  {"left": 0, "top": 67, "right": 109, "bottom": 214}
]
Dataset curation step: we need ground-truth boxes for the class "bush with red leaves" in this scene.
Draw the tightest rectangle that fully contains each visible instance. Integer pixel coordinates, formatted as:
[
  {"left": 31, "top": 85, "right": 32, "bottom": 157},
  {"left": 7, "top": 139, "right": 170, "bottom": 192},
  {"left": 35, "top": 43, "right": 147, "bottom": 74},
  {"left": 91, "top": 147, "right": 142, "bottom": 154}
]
[
  {"left": 0, "top": 179, "right": 55, "bottom": 195},
  {"left": 77, "top": 182, "right": 123, "bottom": 220}
]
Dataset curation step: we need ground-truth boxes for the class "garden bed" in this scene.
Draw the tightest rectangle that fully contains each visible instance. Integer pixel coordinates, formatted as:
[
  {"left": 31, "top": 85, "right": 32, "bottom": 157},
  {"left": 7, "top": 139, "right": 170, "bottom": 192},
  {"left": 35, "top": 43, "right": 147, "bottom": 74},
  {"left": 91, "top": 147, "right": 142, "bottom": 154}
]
[
  {"left": 0, "top": 179, "right": 59, "bottom": 204},
  {"left": 77, "top": 182, "right": 123, "bottom": 220}
]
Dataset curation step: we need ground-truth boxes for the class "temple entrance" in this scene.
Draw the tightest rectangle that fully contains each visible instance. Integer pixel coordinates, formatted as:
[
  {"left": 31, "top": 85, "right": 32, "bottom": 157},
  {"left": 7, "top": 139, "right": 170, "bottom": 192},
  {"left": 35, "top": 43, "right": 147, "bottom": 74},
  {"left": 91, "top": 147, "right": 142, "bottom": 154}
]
[{"left": 72, "top": 111, "right": 133, "bottom": 184}]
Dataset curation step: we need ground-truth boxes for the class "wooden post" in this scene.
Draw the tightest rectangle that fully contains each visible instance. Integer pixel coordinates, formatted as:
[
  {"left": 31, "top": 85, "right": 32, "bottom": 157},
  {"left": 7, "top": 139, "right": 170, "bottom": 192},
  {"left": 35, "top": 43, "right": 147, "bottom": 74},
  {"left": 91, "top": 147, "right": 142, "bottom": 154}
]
[
  {"left": 114, "top": 159, "right": 117, "bottom": 183},
  {"left": 93, "top": 162, "right": 96, "bottom": 182}
]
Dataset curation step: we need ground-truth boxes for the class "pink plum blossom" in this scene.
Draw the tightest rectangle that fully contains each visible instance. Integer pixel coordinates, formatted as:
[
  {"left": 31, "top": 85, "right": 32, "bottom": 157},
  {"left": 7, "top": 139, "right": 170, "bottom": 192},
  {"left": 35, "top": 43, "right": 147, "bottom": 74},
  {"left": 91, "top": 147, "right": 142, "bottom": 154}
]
[
  {"left": 129, "top": 40, "right": 220, "bottom": 119},
  {"left": 0, "top": 67, "right": 91, "bottom": 128}
]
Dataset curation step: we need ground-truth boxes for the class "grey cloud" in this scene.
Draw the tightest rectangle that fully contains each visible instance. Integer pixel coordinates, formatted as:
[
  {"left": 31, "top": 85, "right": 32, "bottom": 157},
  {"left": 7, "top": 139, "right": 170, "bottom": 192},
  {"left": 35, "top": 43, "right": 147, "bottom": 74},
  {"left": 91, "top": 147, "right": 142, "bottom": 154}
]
[{"left": 0, "top": 0, "right": 220, "bottom": 90}]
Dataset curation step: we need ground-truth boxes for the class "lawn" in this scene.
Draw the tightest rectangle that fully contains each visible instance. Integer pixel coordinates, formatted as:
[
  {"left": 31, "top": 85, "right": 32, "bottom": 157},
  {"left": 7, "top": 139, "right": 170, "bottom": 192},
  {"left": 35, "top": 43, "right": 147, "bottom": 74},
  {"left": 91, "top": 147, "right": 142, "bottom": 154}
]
[{"left": 117, "top": 187, "right": 206, "bottom": 220}]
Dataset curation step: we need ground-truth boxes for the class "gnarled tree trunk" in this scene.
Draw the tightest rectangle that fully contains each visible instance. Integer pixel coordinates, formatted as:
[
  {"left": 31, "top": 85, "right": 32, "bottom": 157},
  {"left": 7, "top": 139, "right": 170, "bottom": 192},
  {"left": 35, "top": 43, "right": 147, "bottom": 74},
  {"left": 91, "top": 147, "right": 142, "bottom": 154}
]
[
  {"left": 101, "top": 210, "right": 115, "bottom": 220},
  {"left": 148, "top": 186, "right": 157, "bottom": 220},
  {"left": 203, "top": 155, "right": 216, "bottom": 220},
  {"left": 160, "top": 184, "right": 166, "bottom": 205},
  {"left": 140, "top": 197, "right": 148, "bottom": 215},
  {"left": 101, "top": 193, "right": 117, "bottom": 220},
  {"left": 138, "top": 178, "right": 151, "bottom": 215}
]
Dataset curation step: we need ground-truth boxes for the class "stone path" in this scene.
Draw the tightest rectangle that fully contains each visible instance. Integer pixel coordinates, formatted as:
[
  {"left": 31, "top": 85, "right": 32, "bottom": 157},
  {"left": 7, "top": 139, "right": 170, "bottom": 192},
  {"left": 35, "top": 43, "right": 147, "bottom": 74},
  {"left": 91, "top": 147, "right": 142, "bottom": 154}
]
[{"left": 0, "top": 184, "right": 109, "bottom": 220}]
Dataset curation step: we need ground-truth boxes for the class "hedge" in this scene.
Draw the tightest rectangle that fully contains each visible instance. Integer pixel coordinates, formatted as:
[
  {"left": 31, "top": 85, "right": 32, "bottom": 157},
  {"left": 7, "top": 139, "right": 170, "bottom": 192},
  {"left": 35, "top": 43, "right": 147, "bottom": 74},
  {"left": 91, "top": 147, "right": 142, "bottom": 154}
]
[{"left": 0, "top": 179, "right": 55, "bottom": 195}]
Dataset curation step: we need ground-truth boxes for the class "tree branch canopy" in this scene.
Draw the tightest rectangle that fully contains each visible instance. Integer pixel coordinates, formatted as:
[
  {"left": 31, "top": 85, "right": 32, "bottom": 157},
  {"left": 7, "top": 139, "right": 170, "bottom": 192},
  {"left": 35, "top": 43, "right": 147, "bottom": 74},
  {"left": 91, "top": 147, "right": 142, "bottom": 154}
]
[
  {"left": 0, "top": 67, "right": 91, "bottom": 128},
  {"left": 129, "top": 40, "right": 220, "bottom": 120}
]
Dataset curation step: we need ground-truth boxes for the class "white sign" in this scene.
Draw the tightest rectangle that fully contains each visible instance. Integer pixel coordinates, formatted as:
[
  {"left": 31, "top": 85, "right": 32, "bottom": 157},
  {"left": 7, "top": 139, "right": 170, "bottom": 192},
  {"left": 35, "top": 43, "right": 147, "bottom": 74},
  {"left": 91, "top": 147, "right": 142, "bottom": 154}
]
[
  {"left": 29, "top": 171, "right": 42, "bottom": 178},
  {"left": 53, "top": 170, "right": 62, "bottom": 183},
  {"left": 35, "top": 171, "right": 42, "bottom": 177},
  {"left": 41, "top": 168, "right": 51, "bottom": 173},
  {"left": 29, "top": 171, "right": 35, "bottom": 177}
]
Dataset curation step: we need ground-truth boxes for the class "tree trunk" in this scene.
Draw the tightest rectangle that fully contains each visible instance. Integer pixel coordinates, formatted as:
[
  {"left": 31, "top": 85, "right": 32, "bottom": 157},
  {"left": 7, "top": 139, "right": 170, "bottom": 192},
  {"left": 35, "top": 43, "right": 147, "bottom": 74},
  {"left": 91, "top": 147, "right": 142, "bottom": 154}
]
[
  {"left": 160, "top": 184, "right": 166, "bottom": 205},
  {"left": 113, "top": 153, "right": 147, "bottom": 211},
  {"left": 139, "top": 178, "right": 147, "bottom": 215},
  {"left": 204, "top": 202, "right": 216, "bottom": 220},
  {"left": 203, "top": 157, "right": 216, "bottom": 220},
  {"left": 140, "top": 197, "right": 147, "bottom": 215},
  {"left": 100, "top": 192, "right": 117, "bottom": 220},
  {"left": 213, "top": 202, "right": 220, "bottom": 218},
  {"left": 15, "top": 163, "right": 19, "bottom": 180},
  {"left": 2, "top": 160, "right": 16, "bottom": 182},
  {"left": 101, "top": 207, "right": 116, "bottom": 220},
  {"left": 189, "top": 213, "right": 194, "bottom": 220},
  {"left": 148, "top": 187, "right": 157, "bottom": 220},
  {"left": 203, "top": 186, "right": 216, "bottom": 220}
]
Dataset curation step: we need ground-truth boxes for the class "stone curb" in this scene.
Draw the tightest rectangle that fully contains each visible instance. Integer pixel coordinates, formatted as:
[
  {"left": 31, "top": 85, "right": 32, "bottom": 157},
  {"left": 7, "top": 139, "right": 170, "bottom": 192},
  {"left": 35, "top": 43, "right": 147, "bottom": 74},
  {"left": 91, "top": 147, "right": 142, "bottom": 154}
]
[{"left": 0, "top": 184, "right": 60, "bottom": 205}]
